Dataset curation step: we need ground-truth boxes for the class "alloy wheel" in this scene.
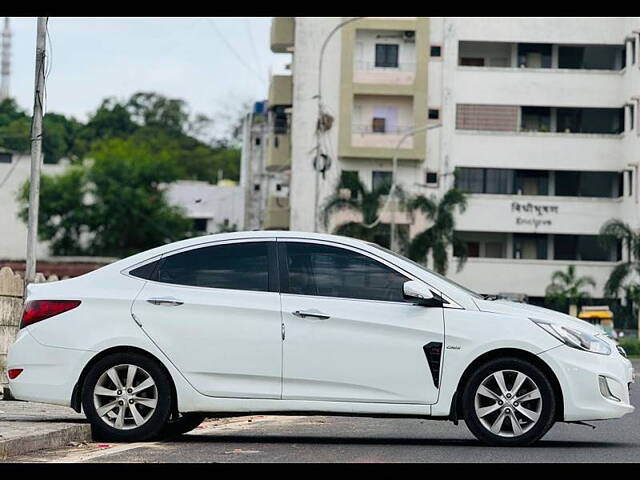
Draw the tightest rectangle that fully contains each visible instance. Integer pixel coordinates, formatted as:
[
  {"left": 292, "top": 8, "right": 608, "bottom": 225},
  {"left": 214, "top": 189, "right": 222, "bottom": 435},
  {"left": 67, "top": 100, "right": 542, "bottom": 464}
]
[
  {"left": 474, "top": 369, "right": 543, "bottom": 438},
  {"left": 93, "top": 364, "right": 158, "bottom": 430}
]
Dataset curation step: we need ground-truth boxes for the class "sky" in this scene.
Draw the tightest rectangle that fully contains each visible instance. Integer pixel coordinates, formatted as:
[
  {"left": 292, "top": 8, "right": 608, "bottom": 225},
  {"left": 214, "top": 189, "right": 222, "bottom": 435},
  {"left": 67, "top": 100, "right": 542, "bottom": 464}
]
[{"left": 7, "top": 17, "right": 291, "bottom": 137}]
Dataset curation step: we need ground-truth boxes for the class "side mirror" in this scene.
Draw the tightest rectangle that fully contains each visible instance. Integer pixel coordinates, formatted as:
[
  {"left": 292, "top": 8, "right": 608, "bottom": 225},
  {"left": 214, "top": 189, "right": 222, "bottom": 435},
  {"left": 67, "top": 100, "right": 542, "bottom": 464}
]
[{"left": 403, "top": 280, "right": 443, "bottom": 307}]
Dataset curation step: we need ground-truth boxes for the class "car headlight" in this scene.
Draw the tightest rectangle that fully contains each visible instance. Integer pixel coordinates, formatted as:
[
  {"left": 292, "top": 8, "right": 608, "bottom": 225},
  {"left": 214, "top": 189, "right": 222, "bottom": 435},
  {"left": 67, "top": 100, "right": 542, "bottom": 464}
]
[{"left": 530, "top": 318, "right": 611, "bottom": 355}]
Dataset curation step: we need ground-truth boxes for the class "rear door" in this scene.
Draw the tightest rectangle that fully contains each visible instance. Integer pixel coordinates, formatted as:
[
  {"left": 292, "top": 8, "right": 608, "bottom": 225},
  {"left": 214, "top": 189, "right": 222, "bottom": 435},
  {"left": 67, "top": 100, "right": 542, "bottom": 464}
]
[{"left": 131, "top": 239, "right": 282, "bottom": 399}]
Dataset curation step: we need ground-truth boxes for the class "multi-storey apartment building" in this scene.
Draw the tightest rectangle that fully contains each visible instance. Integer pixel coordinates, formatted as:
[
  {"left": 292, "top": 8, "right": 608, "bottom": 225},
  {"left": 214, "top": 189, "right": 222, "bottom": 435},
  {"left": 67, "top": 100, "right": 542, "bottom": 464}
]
[{"left": 270, "top": 17, "right": 640, "bottom": 303}]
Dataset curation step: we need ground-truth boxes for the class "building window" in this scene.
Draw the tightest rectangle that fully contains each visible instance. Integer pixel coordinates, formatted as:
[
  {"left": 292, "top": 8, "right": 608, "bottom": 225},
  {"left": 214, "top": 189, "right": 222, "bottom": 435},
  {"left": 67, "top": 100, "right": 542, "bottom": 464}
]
[
  {"left": 428, "top": 109, "right": 440, "bottom": 120},
  {"left": 517, "top": 43, "right": 552, "bottom": 68},
  {"left": 513, "top": 234, "right": 548, "bottom": 260},
  {"left": 629, "top": 104, "right": 635, "bottom": 131},
  {"left": 372, "top": 117, "right": 386, "bottom": 133},
  {"left": 255, "top": 137, "right": 261, "bottom": 146},
  {"left": 192, "top": 218, "right": 209, "bottom": 233},
  {"left": 430, "top": 45, "right": 441, "bottom": 57},
  {"left": 372, "top": 171, "right": 392, "bottom": 194},
  {"left": 455, "top": 168, "right": 485, "bottom": 193},
  {"left": 254, "top": 184, "right": 260, "bottom": 191},
  {"left": 375, "top": 44, "right": 399, "bottom": 68},
  {"left": 521, "top": 106, "right": 551, "bottom": 132},
  {"left": 555, "top": 171, "right": 622, "bottom": 198},
  {"left": 559, "top": 45, "right": 626, "bottom": 70},
  {"left": 340, "top": 170, "right": 360, "bottom": 200},
  {"left": 426, "top": 172, "right": 438, "bottom": 185},
  {"left": 460, "top": 57, "right": 485, "bottom": 67},
  {"left": 554, "top": 235, "right": 619, "bottom": 262},
  {"left": 556, "top": 107, "right": 625, "bottom": 134}
]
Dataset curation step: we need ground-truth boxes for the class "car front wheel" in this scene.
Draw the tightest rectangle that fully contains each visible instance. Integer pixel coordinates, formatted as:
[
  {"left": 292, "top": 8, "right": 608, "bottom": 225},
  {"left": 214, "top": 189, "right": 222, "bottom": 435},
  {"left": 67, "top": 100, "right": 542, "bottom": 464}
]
[
  {"left": 81, "top": 352, "right": 172, "bottom": 442},
  {"left": 461, "top": 357, "right": 557, "bottom": 446}
]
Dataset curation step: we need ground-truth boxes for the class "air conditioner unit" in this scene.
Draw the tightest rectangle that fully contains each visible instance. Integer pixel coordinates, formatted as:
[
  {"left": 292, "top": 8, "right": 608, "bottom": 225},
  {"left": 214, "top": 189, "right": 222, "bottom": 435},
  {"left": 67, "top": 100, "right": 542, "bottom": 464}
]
[{"left": 403, "top": 30, "right": 415, "bottom": 43}]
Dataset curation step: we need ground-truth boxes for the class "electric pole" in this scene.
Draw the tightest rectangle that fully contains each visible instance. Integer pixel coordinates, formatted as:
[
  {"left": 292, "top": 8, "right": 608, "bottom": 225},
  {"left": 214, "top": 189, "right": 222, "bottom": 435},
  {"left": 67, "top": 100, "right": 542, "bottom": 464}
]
[{"left": 25, "top": 17, "right": 48, "bottom": 285}]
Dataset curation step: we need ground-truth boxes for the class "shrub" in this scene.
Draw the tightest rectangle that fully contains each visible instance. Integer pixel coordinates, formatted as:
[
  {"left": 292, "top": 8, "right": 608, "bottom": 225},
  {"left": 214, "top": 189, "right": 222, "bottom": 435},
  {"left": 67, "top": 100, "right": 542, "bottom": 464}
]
[{"left": 619, "top": 338, "right": 640, "bottom": 356}]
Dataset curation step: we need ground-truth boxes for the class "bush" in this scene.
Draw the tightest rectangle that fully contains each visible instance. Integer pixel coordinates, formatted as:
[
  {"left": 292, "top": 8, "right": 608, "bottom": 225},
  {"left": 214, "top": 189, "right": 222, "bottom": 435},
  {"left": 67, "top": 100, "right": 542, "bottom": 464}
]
[{"left": 619, "top": 338, "right": 640, "bottom": 356}]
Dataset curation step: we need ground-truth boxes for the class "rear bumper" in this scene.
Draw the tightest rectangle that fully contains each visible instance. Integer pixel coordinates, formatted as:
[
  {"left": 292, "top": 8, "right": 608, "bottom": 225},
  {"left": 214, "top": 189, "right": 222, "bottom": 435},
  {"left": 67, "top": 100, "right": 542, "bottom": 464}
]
[
  {"left": 539, "top": 345, "right": 634, "bottom": 422},
  {"left": 7, "top": 329, "right": 92, "bottom": 407}
]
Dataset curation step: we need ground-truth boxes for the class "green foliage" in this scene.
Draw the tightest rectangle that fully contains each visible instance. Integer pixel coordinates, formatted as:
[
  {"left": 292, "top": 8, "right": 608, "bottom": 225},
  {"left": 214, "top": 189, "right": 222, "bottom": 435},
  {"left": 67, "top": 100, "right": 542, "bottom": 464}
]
[
  {"left": 0, "top": 92, "right": 240, "bottom": 182},
  {"left": 18, "top": 138, "right": 193, "bottom": 257},
  {"left": 544, "top": 265, "right": 596, "bottom": 311},
  {"left": 619, "top": 337, "right": 640, "bottom": 356},
  {"left": 321, "top": 172, "right": 403, "bottom": 248},
  {"left": 407, "top": 189, "right": 468, "bottom": 275}
]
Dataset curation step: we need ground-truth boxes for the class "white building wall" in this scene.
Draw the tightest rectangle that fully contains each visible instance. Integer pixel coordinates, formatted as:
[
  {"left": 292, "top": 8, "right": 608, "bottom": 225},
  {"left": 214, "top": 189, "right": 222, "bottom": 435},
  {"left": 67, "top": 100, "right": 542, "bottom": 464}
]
[
  {"left": 0, "top": 155, "right": 66, "bottom": 260},
  {"left": 166, "top": 181, "right": 245, "bottom": 233},
  {"left": 288, "top": 17, "right": 640, "bottom": 298}
]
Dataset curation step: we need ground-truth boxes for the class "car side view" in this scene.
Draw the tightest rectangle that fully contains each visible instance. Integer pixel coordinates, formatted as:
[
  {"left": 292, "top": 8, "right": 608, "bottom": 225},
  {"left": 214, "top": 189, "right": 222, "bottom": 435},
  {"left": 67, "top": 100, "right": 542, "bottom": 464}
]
[{"left": 7, "top": 231, "right": 635, "bottom": 446}]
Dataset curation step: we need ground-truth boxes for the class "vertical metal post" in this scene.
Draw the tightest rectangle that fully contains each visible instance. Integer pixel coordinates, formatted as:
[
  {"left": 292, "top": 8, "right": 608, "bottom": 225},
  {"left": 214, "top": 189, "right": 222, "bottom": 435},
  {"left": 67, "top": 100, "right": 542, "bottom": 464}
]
[{"left": 25, "top": 17, "right": 47, "bottom": 284}]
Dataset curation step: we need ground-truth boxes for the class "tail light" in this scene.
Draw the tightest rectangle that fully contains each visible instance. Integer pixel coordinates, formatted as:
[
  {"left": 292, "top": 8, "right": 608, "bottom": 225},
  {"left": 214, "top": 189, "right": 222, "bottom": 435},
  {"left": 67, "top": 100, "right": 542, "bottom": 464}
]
[
  {"left": 8, "top": 368, "right": 23, "bottom": 379},
  {"left": 21, "top": 300, "right": 81, "bottom": 329}
]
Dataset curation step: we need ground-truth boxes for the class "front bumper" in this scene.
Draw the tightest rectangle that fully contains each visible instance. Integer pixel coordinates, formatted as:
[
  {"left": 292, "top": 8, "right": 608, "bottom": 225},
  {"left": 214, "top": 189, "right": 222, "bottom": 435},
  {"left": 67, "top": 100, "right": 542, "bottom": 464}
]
[{"left": 539, "top": 344, "right": 634, "bottom": 422}]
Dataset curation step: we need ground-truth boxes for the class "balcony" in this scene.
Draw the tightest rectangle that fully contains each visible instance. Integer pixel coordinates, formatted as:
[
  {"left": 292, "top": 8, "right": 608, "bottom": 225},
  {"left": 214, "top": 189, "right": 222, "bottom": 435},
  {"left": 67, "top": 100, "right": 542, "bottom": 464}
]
[
  {"left": 453, "top": 129, "right": 624, "bottom": 171},
  {"left": 353, "top": 61, "right": 416, "bottom": 86},
  {"left": 264, "top": 196, "right": 290, "bottom": 230},
  {"left": 447, "top": 257, "right": 616, "bottom": 297},
  {"left": 454, "top": 67, "right": 624, "bottom": 107},
  {"left": 351, "top": 124, "right": 414, "bottom": 149},
  {"left": 268, "top": 75, "right": 292, "bottom": 107},
  {"left": 456, "top": 194, "right": 623, "bottom": 235},
  {"left": 270, "top": 17, "right": 294, "bottom": 53}
]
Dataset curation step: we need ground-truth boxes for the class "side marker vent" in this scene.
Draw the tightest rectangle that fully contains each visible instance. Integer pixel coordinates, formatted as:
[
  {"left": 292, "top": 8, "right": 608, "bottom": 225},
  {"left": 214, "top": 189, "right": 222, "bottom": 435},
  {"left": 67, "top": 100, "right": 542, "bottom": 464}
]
[{"left": 423, "top": 342, "right": 443, "bottom": 388}]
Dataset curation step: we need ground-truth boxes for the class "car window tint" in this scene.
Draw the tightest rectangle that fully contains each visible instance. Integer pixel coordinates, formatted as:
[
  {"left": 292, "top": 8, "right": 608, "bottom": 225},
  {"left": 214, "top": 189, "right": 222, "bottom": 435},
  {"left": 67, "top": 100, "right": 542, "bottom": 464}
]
[
  {"left": 129, "top": 260, "right": 160, "bottom": 280},
  {"left": 157, "top": 242, "right": 269, "bottom": 291},
  {"left": 284, "top": 242, "right": 409, "bottom": 302}
]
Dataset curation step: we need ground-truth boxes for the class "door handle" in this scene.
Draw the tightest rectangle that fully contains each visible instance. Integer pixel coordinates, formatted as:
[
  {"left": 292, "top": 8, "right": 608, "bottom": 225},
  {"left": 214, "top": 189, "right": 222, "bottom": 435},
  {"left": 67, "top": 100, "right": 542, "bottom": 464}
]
[
  {"left": 292, "top": 310, "right": 330, "bottom": 320},
  {"left": 147, "top": 297, "right": 184, "bottom": 307}
]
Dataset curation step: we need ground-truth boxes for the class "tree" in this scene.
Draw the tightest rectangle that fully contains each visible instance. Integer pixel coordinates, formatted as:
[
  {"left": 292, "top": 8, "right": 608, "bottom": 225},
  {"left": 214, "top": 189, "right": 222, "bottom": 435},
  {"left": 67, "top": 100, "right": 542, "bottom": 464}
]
[
  {"left": 321, "top": 172, "right": 406, "bottom": 248},
  {"left": 18, "top": 137, "right": 193, "bottom": 258},
  {"left": 597, "top": 219, "right": 640, "bottom": 330},
  {"left": 545, "top": 265, "right": 596, "bottom": 314},
  {"left": 406, "top": 189, "right": 468, "bottom": 275}
]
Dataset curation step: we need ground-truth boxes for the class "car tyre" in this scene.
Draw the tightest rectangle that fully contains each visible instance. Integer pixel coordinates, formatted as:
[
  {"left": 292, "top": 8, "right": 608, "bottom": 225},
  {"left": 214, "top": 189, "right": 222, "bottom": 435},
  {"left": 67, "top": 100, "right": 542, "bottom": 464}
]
[
  {"left": 461, "top": 356, "right": 556, "bottom": 446},
  {"left": 161, "top": 413, "right": 208, "bottom": 438},
  {"left": 81, "top": 352, "right": 172, "bottom": 442}
]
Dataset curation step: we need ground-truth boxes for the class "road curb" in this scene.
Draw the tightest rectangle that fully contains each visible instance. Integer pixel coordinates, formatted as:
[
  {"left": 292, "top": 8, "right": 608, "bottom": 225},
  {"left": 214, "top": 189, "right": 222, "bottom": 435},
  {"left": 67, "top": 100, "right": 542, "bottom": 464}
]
[{"left": 0, "top": 423, "right": 92, "bottom": 460}]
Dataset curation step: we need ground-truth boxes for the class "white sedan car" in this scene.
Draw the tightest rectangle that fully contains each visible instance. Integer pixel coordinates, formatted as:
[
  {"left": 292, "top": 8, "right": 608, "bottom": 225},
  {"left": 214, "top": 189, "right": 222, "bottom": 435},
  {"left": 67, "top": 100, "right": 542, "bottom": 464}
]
[{"left": 7, "top": 231, "right": 634, "bottom": 446}]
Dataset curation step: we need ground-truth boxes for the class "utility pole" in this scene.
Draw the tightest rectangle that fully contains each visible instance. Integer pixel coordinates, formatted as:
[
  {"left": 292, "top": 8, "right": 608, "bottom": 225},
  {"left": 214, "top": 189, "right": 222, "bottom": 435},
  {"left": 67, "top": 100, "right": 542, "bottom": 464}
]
[
  {"left": 25, "top": 17, "right": 47, "bottom": 285},
  {"left": 313, "top": 17, "right": 364, "bottom": 232}
]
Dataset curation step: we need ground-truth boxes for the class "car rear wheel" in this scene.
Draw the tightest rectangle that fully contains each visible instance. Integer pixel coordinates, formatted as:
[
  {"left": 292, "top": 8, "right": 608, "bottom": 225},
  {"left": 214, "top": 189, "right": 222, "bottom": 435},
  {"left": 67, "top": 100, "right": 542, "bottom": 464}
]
[
  {"left": 161, "top": 413, "right": 208, "bottom": 438},
  {"left": 461, "top": 357, "right": 556, "bottom": 446},
  {"left": 81, "top": 352, "right": 172, "bottom": 442}
]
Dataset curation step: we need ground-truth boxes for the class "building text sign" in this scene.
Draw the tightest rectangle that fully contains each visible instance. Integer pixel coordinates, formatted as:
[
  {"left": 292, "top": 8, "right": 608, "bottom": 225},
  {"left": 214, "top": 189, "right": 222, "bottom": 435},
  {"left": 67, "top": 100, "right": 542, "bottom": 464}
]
[{"left": 511, "top": 201, "right": 559, "bottom": 228}]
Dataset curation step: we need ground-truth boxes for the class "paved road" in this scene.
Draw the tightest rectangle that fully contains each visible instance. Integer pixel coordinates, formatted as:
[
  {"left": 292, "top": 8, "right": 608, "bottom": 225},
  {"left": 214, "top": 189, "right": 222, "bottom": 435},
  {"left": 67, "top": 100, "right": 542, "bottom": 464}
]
[{"left": 10, "top": 364, "right": 640, "bottom": 463}]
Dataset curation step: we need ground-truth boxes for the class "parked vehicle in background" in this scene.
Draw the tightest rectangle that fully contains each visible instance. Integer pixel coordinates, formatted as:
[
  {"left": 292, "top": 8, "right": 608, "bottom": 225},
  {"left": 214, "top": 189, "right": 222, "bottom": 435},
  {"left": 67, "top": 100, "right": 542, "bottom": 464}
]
[{"left": 7, "top": 231, "right": 635, "bottom": 446}]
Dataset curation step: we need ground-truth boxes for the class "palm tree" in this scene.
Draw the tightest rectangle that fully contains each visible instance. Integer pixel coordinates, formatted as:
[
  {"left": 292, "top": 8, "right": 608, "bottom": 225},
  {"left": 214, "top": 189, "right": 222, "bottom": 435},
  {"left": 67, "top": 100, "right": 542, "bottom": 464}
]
[
  {"left": 598, "top": 219, "right": 640, "bottom": 297},
  {"left": 321, "top": 173, "right": 406, "bottom": 248},
  {"left": 545, "top": 265, "right": 596, "bottom": 315},
  {"left": 406, "top": 188, "right": 467, "bottom": 275}
]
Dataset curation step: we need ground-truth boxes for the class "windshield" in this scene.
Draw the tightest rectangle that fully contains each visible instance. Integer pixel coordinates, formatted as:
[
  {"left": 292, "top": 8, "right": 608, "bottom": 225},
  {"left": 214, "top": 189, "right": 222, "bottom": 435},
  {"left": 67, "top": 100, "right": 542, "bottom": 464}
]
[{"left": 368, "top": 243, "right": 483, "bottom": 300}]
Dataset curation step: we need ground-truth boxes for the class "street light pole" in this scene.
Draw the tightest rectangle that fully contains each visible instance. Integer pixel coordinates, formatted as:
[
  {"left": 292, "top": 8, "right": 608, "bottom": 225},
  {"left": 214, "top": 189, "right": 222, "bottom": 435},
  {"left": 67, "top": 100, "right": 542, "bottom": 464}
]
[
  {"left": 389, "top": 123, "right": 442, "bottom": 252},
  {"left": 313, "top": 17, "right": 364, "bottom": 232},
  {"left": 25, "top": 17, "right": 47, "bottom": 285}
]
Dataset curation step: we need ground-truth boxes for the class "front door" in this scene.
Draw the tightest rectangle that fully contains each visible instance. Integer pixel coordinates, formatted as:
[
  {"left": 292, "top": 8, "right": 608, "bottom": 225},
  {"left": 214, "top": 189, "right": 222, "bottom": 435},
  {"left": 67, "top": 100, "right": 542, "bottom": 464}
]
[
  {"left": 278, "top": 240, "right": 444, "bottom": 404},
  {"left": 131, "top": 239, "right": 282, "bottom": 399}
]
